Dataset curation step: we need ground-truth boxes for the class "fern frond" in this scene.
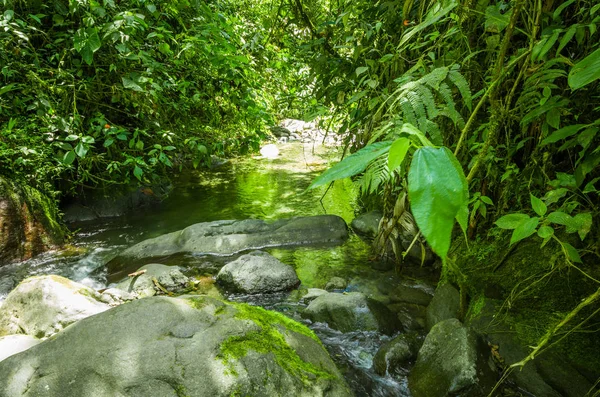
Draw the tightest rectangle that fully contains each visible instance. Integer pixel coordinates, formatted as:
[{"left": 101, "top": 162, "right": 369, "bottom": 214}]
[
  {"left": 399, "top": 97, "right": 418, "bottom": 125},
  {"left": 416, "top": 84, "right": 438, "bottom": 119},
  {"left": 448, "top": 69, "right": 472, "bottom": 111},
  {"left": 420, "top": 66, "right": 448, "bottom": 90},
  {"left": 420, "top": 118, "right": 443, "bottom": 145}
]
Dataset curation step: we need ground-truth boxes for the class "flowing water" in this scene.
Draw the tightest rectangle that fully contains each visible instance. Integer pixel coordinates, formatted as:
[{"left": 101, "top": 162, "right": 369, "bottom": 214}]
[{"left": 0, "top": 141, "right": 430, "bottom": 396}]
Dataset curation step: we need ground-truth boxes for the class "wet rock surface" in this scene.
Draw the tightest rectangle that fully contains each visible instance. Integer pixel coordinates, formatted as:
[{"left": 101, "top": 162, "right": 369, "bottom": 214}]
[
  {"left": 409, "top": 318, "right": 496, "bottom": 397},
  {"left": 114, "top": 263, "right": 190, "bottom": 298},
  {"left": 112, "top": 215, "right": 349, "bottom": 266},
  {"left": 302, "top": 292, "right": 400, "bottom": 335},
  {"left": 0, "top": 296, "right": 352, "bottom": 397},
  {"left": 217, "top": 250, "right": 300, "bottom": 294}
]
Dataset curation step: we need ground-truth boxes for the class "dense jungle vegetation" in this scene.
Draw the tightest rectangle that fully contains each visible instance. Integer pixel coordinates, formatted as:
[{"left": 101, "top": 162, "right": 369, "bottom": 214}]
[{"left": 1, "top": 0, "right": 599, "bottom": 390}]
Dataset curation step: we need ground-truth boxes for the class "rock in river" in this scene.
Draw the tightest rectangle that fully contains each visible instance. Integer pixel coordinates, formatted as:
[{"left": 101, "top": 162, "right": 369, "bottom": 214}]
[
  {"left": 0, "top": 275, "right": 110, "bottom": 339},
  {"left": 112, "top": 215, "right": 348, "bottom": 266},
  {"left": 217, "top": 250, "right": 299, "bottom": 294},
  {"left": 114, "top": 263, "right": 190, "bottom": 298},
  {"left": 0, "top": 295, "right": 352, "bottom": 397},
  {"left": 302, "top": 292, "right": 400, "bottom": 335},
  {"left": 408, "top": 318, "right": 496, "bottom": 397}
]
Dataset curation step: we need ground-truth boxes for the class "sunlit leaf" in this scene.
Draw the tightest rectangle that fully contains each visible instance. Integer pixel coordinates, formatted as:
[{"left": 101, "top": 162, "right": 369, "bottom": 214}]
[
  {"left": 309, "top": 141, "right": 392, "bottom": 189},
  {"left": 388, "top": 138, "right": 410, "bottom": 171},
  {"left": 537, "top": 225, "right": 554, "bottom": 239},
  {"left": 408, "top": 147, "right": 468, "bottom": 258},
  {"left": 496, "top": 213, "right": 530, "bottom": 229},
  {"left": 510, "top": 217, "right": 539, "bottom": 245},
  {"left": 530, "top": 194, "right": 547, "bottom": 217}
]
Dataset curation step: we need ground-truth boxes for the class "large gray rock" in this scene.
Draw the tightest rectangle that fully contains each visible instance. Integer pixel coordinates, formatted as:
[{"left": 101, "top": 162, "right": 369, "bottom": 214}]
[
  {"left": 426, "top": 283, "right": 460, "bottom": 330},
  {"left": 408, "top": 319, "right": 496, "bottom": 397},
  {"left": 0, "top": 296, "right": 352, "bottom": 397},
  {"left": 373, "top": 332, "right": 422, "bottom": 376},
  {"left": 0, "top": 275, "right": 110, "bottom": 338},
  {"left": 302, "top": 292, "right": 400, "bottom": 335},
  {"left": 350, "top": 211, "right": 382, "bottom": 239},
  {"left": 114, "top": 264, "right": 190, "bottom": 298},
  {"left": 113, "top": 215, "right": 348, "bottom": 263},
  {"left": 216, "top": 251, "right": 299, "bottom": 294},
  {"left": 468, "top": 298, "right": 591, "bottom": 397},
  {"left": 0, "top": 335, "right": 41, "bottom": 362}
]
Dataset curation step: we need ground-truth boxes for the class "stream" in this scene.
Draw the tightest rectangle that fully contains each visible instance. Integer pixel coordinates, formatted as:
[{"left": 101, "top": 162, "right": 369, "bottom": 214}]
[{"left": 0, "top": 140, "right": 434, "bottom": 396}]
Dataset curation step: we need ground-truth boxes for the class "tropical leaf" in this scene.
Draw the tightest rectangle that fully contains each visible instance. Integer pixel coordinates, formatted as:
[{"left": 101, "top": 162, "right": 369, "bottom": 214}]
[
  {"left": 408, "top": 146, "right": 468, "bottom": 258},
  {"left": 309, "top": 141, "right": 392, "bottom": 189},
  {"left": 568, "top": 48, "right": 600, "bottom": 90}
]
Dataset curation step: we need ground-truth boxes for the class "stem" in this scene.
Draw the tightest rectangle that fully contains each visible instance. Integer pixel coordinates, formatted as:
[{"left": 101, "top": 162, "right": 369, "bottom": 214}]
[{"left": 510, "top": 287, "right": 600, "bottom": 369}]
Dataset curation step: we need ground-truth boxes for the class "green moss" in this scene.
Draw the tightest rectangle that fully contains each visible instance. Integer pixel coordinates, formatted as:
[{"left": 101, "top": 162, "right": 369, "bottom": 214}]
[
  {"left": 466, "top": 294, "right": 486, "bottom": 320},
  {"left": 218, "top": 301, "right": 335, "bottom": 382},
  {"left": 174, "top": 385, "right": 190, "bottom": 397},
  {"left": 230, "top": 301, "right": 320, "bottom": 343}
]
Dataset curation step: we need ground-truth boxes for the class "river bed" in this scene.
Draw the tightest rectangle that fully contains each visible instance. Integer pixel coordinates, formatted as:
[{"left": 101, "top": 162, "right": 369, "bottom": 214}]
[{"left": 0, "top": 140, "right": 434, "bottom": 396}]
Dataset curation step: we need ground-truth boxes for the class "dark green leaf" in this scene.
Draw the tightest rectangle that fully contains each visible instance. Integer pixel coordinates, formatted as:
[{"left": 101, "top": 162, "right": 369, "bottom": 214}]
[
  {"left": 496, "top": 213, "right": 530, "bottom": 229},
  {"left": 355, "top": 66, "right": 369, "bottom": 76},
  {"left": 62, "top": 150, "right": 76, "bottom": 165},
  {"left": 569, "top": 48, "right": 600, "bottom": 90},
  {"left": 562, "top": 242, "right": 582, "bottom": 263},
  {"left": 541, "top": 124, "right": 585, "bottom": 145},
  {"left": 408, "top": 147, "right": 468, "bottom": 258},
  {"left": 510, "top": 217, "right": 539, "bottom": 245},
  {"left": 133, "top": 166, "right": 143, "bottom": 181},
  {"left": 309, "top": 141, "right": 392, "bottom": 189},
  {"left": 480, "top": 196, "right": 494, "bottom": 205},
  {"left": 103, "top": 138, "right": 114, "bottom": 148},
  {"left": 573, "top": 213, "right": 592, "bottom": 240}
]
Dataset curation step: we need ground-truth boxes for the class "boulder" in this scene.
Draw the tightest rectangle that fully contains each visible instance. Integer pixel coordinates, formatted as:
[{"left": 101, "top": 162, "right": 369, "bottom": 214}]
[
  {"left": 350, "top": 211, "right": 382, "bottom": 239},
  {"left": 0, "top": 335, "right": 41, "bottom": 362},
  {"left": 302, "top": 292, "right": 400, "bottom": 335},
  {"left": 114, "top": 264, "right": 190, "bottom": 298},
  {"left": 216, "top": 251, "right": 299, "bottom": 294},
  {"left": 408, "top": 319, "right": 496, "bottom": 397},
  {"left": 269, "top": 126, "right": 292, "bottom": 138},
  {"left": 468, "top": 298, "right": 591, "bottom": 397},
  {"left": 390, "top": 283, "right": 434, "bottom": 307},
  {"left": 302, "top": 288, "right": 329, "bottom": 303},
  {"left": 0, "top": 177, "right": 65, "bottom": 266},
  {"left": 0, "top": 275, "right": 110, "bottom": 338},
  {"left": 373, "top": 332, "right": 422, "bottom": 376},
  {"left": 110, "top": 216, "right": 348, "bottom": 275},
  {"left": 98, "top": 288, "right": 136, "bottom": 306},
  {"left": 0, "top": 296, "right": 352, "bottom": 397},
  {"left": 426, "top": 283, "right": 460, "bottom": 330},
  {"left": 325, "top": 277, "right": 347, "bottom": 291}
]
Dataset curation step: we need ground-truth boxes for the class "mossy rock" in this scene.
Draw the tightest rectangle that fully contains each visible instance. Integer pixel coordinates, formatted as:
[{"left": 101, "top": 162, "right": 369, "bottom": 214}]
[
  {"left": 0, "top": 177, "right": 66, "bottom": 266},
  {"left": 0, "top": 295, "right": 352, "bottom": 397}
]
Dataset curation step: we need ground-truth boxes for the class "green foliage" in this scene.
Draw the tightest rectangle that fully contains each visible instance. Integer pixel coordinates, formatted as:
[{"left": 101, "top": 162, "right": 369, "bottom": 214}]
[
  {"left": 408, "top": 146, "right": 468, "bottom": 259},
  {"left": 0, "top": 0, "right": 288, "bottom": 194}
]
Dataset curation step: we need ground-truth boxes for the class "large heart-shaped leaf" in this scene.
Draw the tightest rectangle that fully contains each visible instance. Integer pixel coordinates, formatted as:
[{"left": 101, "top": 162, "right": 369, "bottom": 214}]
[
  {"left": 408, "top": 146, "right": 468, "bottom": 258},
  {"left": 74, "top": 27, "right": 101, "bottom": 65},
  {"left": 309, "top": 141, "right": 392, "bottom": 189}
]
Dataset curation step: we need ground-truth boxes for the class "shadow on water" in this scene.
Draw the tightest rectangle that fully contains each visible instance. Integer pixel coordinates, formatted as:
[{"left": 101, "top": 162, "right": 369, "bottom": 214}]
[{"left": 0, "top": 142, "right": 414, "bottom": 396}]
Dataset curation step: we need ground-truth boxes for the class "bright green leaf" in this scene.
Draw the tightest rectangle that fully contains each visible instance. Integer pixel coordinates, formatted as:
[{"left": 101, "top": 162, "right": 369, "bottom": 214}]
[
  {"left": 62, "top": 150, "right": 76, "bottom": 165},
  {"left": 74, "top": 142, "right": 88, "bottom": 158},
  {"left": 547, "top": 211, "right": 573, "bottom": 226},
  {"left": 388, "top": 138, "right": 410, "bottom": 171},
  {"left": 480, "top": 196, "right": 494, "bottom": 206},
  {"left": 537, "top": 225, "right": 554, "bottom": 239},
  {"left": 530, "top": 194, "right": 547, "bottom": 216},
  {"left": 496, "top": 213, "right": 530, "bottom": 229},
  {"left": 510, "top": 217, "right": 539, "bottom": 245},
  {"left": 355, "top": 66, "right": 369, "bottom": 76},
  {"left": 309, "top": 141, "right": 392, "bottom": 189},
  {"left": 408, "top": 147, "right": 468, "bottom": 258},
  {"left": 133, "top": 166, "right": 143, "bottom": 181}
]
